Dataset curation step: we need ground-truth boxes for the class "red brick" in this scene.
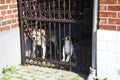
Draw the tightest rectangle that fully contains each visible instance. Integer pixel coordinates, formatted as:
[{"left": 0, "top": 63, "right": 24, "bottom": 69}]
[
  {"left": 0, "top": 5, "right": 8, "bottom": 10},
  {"left": 6, "top": 0, "right": 11, "bottom": 3},
  {"left": 108, "top": 19, "right": 120, "bottom": 24},
  {"left": 12, "top": 0, "right": 17, "bottom": 3},
  {"left": 117, "top": 19, "right": 120, "bottom": 24},
  {"left": 12, "top": 19, "right": 17, "bottom": 23},
  {"left": 107, "top": 12, "right": 117, "bottom": 18},
  {"left": 2, "top": 20, "right": 12, "bottom": 26},
  {"left": 119, "top": 0, "right": 120, "bottom": 4},
  {"left": 99, "top": 18, "right": 107, "bottom": 25},
  {"left": 0, "top": 26, "right": 10, "bottom": 31},
  {"left": 13, "top": 9, "right": 18, "bottom": 13},
  {"left": 108, "top": 19, "right": 117, "bottom": 24},
  {"left": 0, "top": 17, "right": 3, "bottom": 21},
  {"left": 9, "top": 4, "right": 17, "bottom": 9},
  {"left": 108, "top": 6, "right": 120, "bottom": 11},
  {"left": 3, "top": 15, "right": 14, "bottom": 20},
  {"left": 0, "top": 0, "right": 5, "bottom": 4},
  {"left": 14, "top": 14, "right": 18, "bottom": 18},
  {"left": 1, "top": 10, "right": 7, "bottom": 15},
  {"left": 100, "top": 12, "right": 116, "bottom": 18},
  {"left": 7, "top": 10, "right": 12, "bottom": 14},
  {"left": 118, "top": 12, "right": 120, "bottom": 18},
  {"left": 99, "top": 0, "right": 107, "bottom": 4},
  {"left": 107, "top": 0, "right": 117, "bottom": 4},
  {"left": 99, "top": 25, "right": 116, "bottom": 30},
  {"left": 117, "top": 26, "right": 120, "bottom": 31},
  {"left": 11, "top": 23, "right": 19, "bottom": 28},
  {"left": 100, "top": 5, "right": 107, "bottom": 11}
]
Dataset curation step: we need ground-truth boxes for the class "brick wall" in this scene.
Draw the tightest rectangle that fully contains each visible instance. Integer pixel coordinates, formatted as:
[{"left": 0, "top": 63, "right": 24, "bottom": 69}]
[
  {"left": 97, "top": 0, "right": 120, "bottom": 79},
  {"left": 0, "top": 0, "right": 19, "bottom": 32},
  {"left": 99, "top": 0, "right": 120, "bottom": 31}
]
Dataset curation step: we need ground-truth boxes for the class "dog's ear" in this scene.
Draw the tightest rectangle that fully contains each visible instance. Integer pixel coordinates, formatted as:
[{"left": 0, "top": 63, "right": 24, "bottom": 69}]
[{"left": 40, "top": 29, "right": 46, "bottom": 37}]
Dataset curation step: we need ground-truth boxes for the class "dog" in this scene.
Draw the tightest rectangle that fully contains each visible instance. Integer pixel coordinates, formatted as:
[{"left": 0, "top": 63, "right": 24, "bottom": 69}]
[
  {"left": 24, "top": 26, "right": 32, "bottom": 57},
  {"left": 62, "top": 36, "right": 75, "bottom": 62},
  {"left": 30, "top": 28, "right": 58, "bottom": 59}
]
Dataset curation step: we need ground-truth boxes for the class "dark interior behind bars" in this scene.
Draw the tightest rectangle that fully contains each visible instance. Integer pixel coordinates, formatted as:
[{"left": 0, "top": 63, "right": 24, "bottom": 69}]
[{"left": 19, "top": 0, "right": 93, "bottom": 74}]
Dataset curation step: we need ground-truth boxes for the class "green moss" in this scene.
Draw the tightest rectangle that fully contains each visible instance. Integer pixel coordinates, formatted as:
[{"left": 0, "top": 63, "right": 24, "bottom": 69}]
[
  {"left": 3, "top": 66, "right": 16, "bottom": 74},
  {"left": 71, "top": 76, "right": 83, "bottom": 80},
  {"left": 1, "top": 76, "right": 10, "bottom": 80},
  {"left": 58, "top": 75, "right": 65, "bottom": 80}
]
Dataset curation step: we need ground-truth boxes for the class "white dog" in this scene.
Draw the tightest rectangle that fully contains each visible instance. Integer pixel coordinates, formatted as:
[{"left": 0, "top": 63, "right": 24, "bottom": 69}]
[
  {"left": 62, "top": 36, "right": 74, "bottom": 62},
  {"left": 31, "top": 29, "right": 57, "bottom": 59}
]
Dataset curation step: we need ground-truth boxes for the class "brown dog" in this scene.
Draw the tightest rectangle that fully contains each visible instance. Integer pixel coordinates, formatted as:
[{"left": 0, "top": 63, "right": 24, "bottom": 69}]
[{"left": 30, "top": 28, "right": 57, "bottom": 59}]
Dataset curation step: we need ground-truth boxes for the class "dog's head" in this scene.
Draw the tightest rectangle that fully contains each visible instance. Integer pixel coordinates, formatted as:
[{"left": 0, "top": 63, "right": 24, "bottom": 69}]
[
  {"left": 31, "top": 29, "right": 42, "bottom": 41},
  {"left": 65, "top": 36, "right": 71, "bottom": 41}
]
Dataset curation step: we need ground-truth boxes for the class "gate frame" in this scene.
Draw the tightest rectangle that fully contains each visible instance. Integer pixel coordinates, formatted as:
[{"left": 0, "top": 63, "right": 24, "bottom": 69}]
[{"left": 17, "top": 0, "right": 96, "bottom": 74}]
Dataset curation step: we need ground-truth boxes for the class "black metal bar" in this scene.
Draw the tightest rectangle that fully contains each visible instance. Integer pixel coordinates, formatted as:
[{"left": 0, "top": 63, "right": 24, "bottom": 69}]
[
  {"left": 25, "top": 57, "right": 76, "bottom": 67},
  {"left": 68, "top": 0, "right": 71, "bottom": 20},
  {"left": 52, "top": 0, "right": 55, "bottom": 19},
  {"left": 63, "top": 0, "right": 66, "bottom": 19},
  {"left": 48, "top": 0, "right": 51, "bottom": 18},
  {"left": 58, "top": 0, "right": 61, "bottom": 19},
  {"left": 21, "top": 17, "right": 91, "bottom": 24},
  {"left": 49, "top": 22, "right": 52, "bottom": 60},
  {"left": 58, "top": 23, "right": 61, "bottom": 61},
  {"left": 18, "top": 0, "right": 25, "bottom": 65},
  {"left": 43, "top": 0, "right": 46, "bottom": 17},
  {"left": 54, "top": 22, "right": 57, "bottom": 60}
]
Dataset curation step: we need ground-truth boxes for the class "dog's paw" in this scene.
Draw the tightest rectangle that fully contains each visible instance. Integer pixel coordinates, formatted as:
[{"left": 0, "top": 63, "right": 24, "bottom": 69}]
[
  {"left": 62, "top": 59, "right": 65, "bottom": 62},
  {"left": 66, "top": 59, "right": 69, "bottom": 62}
]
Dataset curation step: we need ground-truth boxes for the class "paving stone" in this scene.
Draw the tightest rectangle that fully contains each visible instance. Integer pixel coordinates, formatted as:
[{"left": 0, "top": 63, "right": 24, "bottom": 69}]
[
  {"left": 10, "top": 78, "right": 19, "bottom": 80},
  {"left": 0, "top": 65, "right": 84, "bottom": 80},
  {"left": 0, "top": 73, "right": 4, "bottom": 78}
]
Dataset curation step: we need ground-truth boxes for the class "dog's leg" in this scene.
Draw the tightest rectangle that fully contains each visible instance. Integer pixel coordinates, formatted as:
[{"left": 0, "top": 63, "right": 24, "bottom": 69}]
[
  {"left": 62, "top": 47, "right": 65, "bottom": 61},
  {"left": 31, "top": 44, "right": 36, "bottom": 58},
  {"left": 42, "top": 43, "right": 46, "bottom": 59},
  {"left": 66, "top": 54, "right": 71, "bottom": 62}
]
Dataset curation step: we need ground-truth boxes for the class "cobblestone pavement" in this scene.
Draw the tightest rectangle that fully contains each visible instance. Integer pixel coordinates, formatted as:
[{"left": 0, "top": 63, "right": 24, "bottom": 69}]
[{"left": 0, "top": 65, "right": 84, "bottom": 80}]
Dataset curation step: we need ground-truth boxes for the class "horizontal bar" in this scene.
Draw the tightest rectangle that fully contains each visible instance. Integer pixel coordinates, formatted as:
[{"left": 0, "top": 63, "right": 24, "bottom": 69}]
[
  {"left": 25, "top": 57, "right": 76, "bottom": 67},
  {"left": 21, "top": 17, "right": 91, "bottom": 24}
]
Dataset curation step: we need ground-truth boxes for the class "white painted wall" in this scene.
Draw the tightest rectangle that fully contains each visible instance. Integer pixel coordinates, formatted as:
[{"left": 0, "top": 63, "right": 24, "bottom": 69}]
[
  {"left": 0, "top": 28, "right": 21, "bottom": 73},
  {"left": 97, "top": 30, "right": 120, "bottom": 80}
]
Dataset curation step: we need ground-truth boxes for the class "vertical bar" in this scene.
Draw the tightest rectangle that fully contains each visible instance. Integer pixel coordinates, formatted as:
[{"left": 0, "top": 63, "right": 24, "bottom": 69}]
[
  {"left": 58, "top": 0, "right": 60, "bottom": 19},
  {"left": 68, "top": 0, "right": 71, "bottom": 20},
  {"left": 54, "top": 22, "right": 56, "bottom": 61},
  {"left": 39, "top": 21, "right": 43, "bottom": 59},
  {"left": 49, "top": 22, "right": 52, "bottom": 60},
  {"left": 48, "top": 0, "right": 51, "bottom": 18},
  {"left": 53, "top": 0, "right": 57, "bottom": 61},
  {"left": 38, "top": 0, "right": 42, "bottom": 18},
  {"left": 29, "top": 0, "right": 32, "bottom": 17},
  {"left": 63, "top": 23, "right": 66, "bottom": 44},
  {"left": 59, "top": 23, "right": 61, "bottom": 61},
  {"left": 69, "top": 0, "right": 72, "bottom": 70},
  {"left": 63, "top": 0, "right": 66, "bottom": 19},
  {"left": 53, "top": 0, "right": 55, "bottom": 19},
  {"left": 18, "top": 0, "right": 26, "bottom": 65},
  {"left": 43, "top": 0, "right": 46, "bottom": 17}
]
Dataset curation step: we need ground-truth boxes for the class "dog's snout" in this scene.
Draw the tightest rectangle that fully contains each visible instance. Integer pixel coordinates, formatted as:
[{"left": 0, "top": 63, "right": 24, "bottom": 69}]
[
  {"left": 65, "top": 36, "right": 70, "bottom": 40},
  {"left": 33, "top": 37, "right": 35, "bottom": 40}
]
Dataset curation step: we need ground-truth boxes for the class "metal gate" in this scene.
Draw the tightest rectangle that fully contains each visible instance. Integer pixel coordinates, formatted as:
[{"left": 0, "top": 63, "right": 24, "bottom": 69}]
[{"left": 18, "top": 0, "right": 93, "bottom": 74}]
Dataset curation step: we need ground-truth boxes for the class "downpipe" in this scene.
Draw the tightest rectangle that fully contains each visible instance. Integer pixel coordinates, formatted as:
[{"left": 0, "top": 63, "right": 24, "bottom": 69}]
[{"left": 87, "top": 0, "right": 99, "bottom": 80}]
